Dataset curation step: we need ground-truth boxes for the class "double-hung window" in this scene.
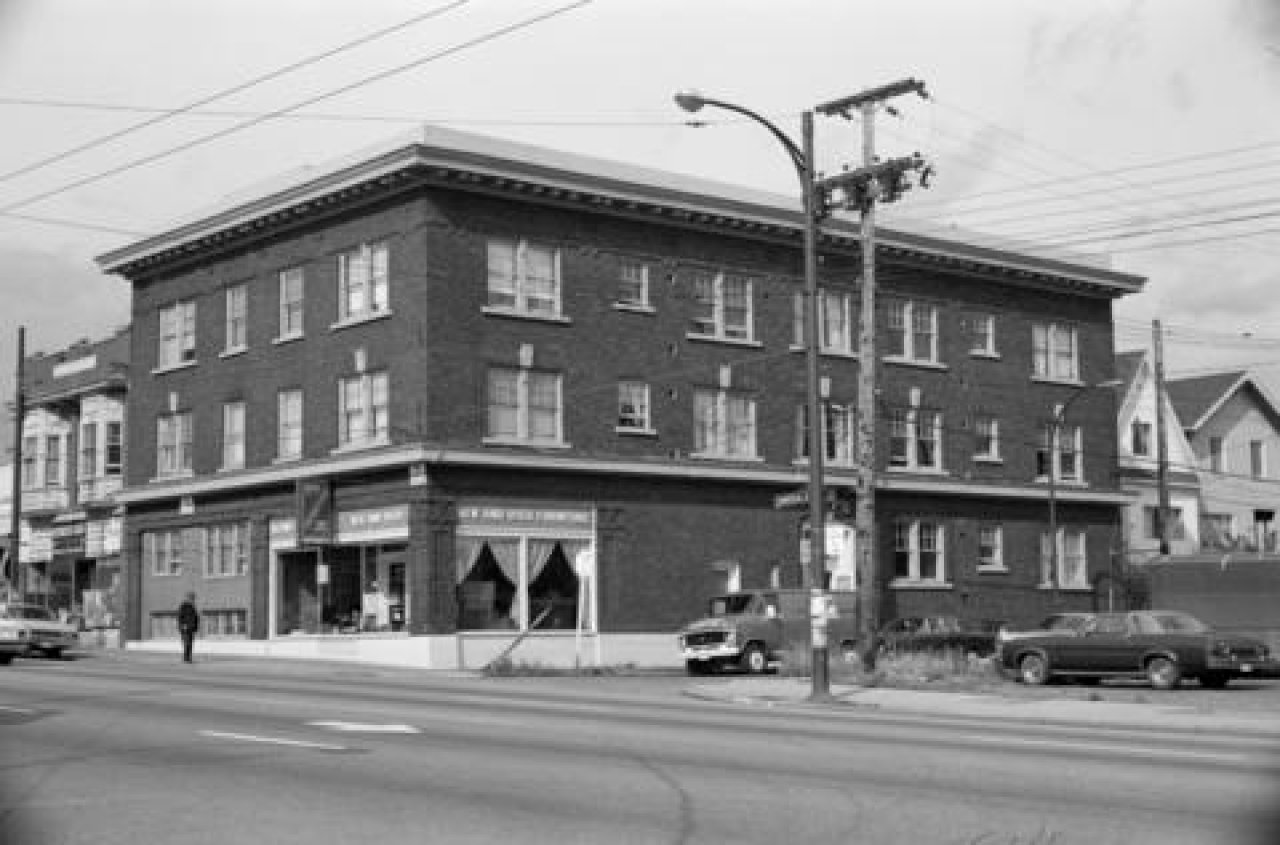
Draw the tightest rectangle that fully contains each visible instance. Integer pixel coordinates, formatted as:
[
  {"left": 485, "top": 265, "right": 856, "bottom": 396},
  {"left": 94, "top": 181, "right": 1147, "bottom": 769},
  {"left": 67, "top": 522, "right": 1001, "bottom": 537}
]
[
  {"left": 486, "top": 366, "right": 563, "bottom": 446},
  {"left": 205, "top": 522, "right": 250, "bottom": 577},
  {"left": 973, "top": 414, "right": 1000, "bottom": 461},
  {"left": 617, "top": 381, "right": 652, "bottom": 432},
  {"left": 693, "top": 388, "right": 757, "bottom": 459},
  {"left": 80, "top": 423, "right": 98, "bottom": 480},
  {"left": 793, "top": 290, "right": 854, "bottom": 354},
  {"left": 1032, "top": 322, "right": 1079, "bottom": 381},
  {"left": 893, "top": 518, "right": 946, "bottom": 584},
  {"left": 1251, "top": 439, "right": 1266, "bottom": 478},
  {"left": 157, "top": 300, "right": 196, "bottom": 368},
  {"left": 277, "top": 389, "right": 303, "bottom": 460},
  {"left": 888, "top": 401, "right": 942, "bottom": 471},
  {"left": 977, "top": 524, "right": 1004, "bottom": 571},
  {"left": 221, "top": 402, "right": 245, "bottom": 470},
  {"left": 690, "top": 271, "right": 754, "bottom": 342},
  {"left": 144, "top": 528, "right": 192, "bottom": 577},
  {"left": 885, "top": 298, "right": 938, "bottom": 363},
  {"left": 156, "top": 412, "right": 192, "bottom": 477},
  {"left": 797, "top": 402, "right": 855, "bottom": 466},
  {"left": 338, "top": 371, "right": 389, "bottom": 448},
  {"left": 1037, "top": 422, "right": 1082, "bottom": 482},
  {"left": 617, "top": 259, "right": 650, "bottom": 308},
  {"left": 338, "top": 241, "right": 389, "bottom": 322},
  {"left": 1041, "top": 528, "right": 1088, "bottom": 589},
  {"left": 965, "top": 312, "right": 997, "bottom": 356},
  {"left": 21, "top": 437, "right": 37, "bottom": 489},
  {"left": 487, "top": 239, "right": 561, "bottom": 317},
  {"left": 104, "top": 422, "right": 123, "bottom": 476},
  {"left": 44, "top": 435, "right": 62, "bottom": 488},
  {"left": 1131, "top": 420, "right": 1152, "bottom": 457},
  {"left": 224, "top": 284, "right": 247, "bottom": 351},
  {"left": 278, "top": 267, "right": 304, "bottom": 338}
]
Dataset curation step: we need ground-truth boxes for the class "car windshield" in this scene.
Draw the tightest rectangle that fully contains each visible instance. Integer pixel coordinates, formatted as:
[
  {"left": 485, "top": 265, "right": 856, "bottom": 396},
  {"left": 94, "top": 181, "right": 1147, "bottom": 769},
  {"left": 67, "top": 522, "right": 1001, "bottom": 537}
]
[
  {"left": 710, "top": 595, "right": 756, "bottom": 616},
  {"left": 1143, "top": 612, "right": 1210, "bottom": 634},
  {"left": 0, "top": 604, "right": 55, "bottom": 621},
  {"left": 1041, "top": 614, "right": 1093, "bottom": 633}
]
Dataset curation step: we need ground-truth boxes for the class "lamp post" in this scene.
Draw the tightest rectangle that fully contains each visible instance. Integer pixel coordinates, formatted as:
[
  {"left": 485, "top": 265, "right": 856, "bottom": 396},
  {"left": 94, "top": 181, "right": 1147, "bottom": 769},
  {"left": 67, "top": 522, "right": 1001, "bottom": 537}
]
[{"left": 675, "top": 92, "right": 831, "bottom": 699}]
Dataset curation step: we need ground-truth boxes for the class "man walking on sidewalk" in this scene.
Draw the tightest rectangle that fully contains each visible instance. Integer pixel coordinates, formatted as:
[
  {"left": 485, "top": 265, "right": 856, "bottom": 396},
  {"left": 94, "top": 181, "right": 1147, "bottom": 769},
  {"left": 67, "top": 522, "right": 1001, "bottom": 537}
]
[{"left": 178, "top": 592, "right": 200, "bottom": 663}]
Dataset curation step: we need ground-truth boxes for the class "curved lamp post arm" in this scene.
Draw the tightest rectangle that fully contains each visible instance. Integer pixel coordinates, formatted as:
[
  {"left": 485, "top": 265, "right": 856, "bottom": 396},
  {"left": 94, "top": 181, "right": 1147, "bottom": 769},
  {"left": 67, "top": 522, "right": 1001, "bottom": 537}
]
[{"left": 674, "top": 92, "right": 808, "bottom": 182}]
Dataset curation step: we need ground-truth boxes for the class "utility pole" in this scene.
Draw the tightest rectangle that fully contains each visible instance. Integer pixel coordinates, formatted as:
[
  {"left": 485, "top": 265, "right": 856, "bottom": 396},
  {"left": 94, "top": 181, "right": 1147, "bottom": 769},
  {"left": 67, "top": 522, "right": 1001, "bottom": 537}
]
[
  {"left": 817, "top": 79, "right": 931, "bottom": 671},
  {"left": 1152, "top": 320, "right": 1171, "bottom": 556},
  {"left": 8, "top": 327, "right": 25, "bottom": 601}
]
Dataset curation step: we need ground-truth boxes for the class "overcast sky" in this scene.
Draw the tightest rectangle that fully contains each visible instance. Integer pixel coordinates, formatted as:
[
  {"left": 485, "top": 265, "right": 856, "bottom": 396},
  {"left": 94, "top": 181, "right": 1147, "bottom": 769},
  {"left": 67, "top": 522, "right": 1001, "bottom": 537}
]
[{"left": 2, "top": 0, "right": 1279, "bottom": 454}]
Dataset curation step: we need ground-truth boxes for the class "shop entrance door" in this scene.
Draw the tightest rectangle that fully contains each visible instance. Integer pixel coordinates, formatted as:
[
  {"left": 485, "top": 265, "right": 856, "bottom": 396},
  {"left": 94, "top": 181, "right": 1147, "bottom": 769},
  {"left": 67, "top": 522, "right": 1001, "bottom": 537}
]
[{"left": 279, "top": 550, "right": 319, "bottom": 635}]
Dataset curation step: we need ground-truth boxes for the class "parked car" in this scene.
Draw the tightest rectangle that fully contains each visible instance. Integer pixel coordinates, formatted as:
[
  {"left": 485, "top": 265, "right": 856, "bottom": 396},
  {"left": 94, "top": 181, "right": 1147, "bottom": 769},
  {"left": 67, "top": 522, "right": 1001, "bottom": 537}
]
[
  {"left": 677, "top": 589, "right": 859, "bottom": 675},
  {"left": 995, "top": 609, "right": 1275, "bottom": 690},
  {"left": 877, "top": 616, "right": 1006, "bottom": 657},
  {"left": 993, "top": 612, "right": 1096, "bottom": 661},
  {"left": 0, "top": 623, "right": 23, "bottom": 665},
  {"left": 0, "top": 603, "right": 79, "bottom": 659}
]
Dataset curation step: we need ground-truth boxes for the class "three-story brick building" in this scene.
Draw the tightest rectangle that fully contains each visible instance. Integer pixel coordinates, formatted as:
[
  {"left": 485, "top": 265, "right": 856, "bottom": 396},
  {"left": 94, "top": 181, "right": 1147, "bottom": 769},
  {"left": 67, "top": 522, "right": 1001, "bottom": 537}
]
[{"left": 98, "top": 127, "right": 1143, "bottom": 668}]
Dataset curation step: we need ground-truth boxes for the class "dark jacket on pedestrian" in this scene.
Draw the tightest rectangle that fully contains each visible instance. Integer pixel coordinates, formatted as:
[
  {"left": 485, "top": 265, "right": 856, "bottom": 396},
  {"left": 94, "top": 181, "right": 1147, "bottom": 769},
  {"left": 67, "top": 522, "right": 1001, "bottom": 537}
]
[{"left": 178, "top": 598, "right": 200, "bottom": 634}]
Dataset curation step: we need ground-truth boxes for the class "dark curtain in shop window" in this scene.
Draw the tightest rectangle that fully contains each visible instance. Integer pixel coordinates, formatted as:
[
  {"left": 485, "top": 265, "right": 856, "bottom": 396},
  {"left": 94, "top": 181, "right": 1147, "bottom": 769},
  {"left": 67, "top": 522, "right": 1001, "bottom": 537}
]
[{"left": 457, "top": 542, "right": 517, "bottom": 629}]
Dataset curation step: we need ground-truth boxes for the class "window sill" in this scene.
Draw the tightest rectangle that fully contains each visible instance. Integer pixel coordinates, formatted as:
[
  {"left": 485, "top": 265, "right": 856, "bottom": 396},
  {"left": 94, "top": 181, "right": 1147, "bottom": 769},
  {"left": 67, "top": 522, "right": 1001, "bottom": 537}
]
[
  {"left": 1035, "top": 477, "right": 1087, "bottom": 487},
  {"left": 481, "top": 306, "right": 571, "bottom": 325},
  {"left": 1031, "top": 376, "right": 1084, "bottom": 387},
  {"left": 685, "top": 333, "right": 762, "bottom": 349},
  {"left": 973, "top": 456, "right": 1004, "bottom": 465},
  {"left": 612, "top": 302, "right": 655, "bottom": 315},
  {"left": 482, "top": 437, "right": 572, "bottom": 449},
  {"left": 150, "top": 472, "right": 194, "bottom": 483},
  {"left": 792, "top": 458, "right": 858, "bottom": 470},
  {"left": 272, "top": 455, "right": 303, "bottom": 465},
  {"left": 970, "top": 351, "right": 1000, "bottom": 360},
  {"left": 886, "top": 465, "right": 948, "bottom": 476},
  {"left": 217, "top": 464, "right": 245, "bottom": 473},
  {"left": 272, "top": 333, "right": 305, "bottom": 346},
  {"left": 1038, "top": 583, "right": 1091, "bottom": 592},
  {"left": 151, "top": 360, "right": 197, "bottom": 376},
  {"left": 977, "top": 565, "right": 1009, "bottom": 575},
  {"left": 890, "top": 580, "right": 953, "bottom": 590},
  {"left": 690, "top": 452, "right": 765, "bottom": 463},
  {"left": 884, "top": 356, "right": 948, "bottom": 371},
  {"left": 616, "top": 426, "right": 658, "bottom": 437},
  {"left": 330, "top": 309, "right": 393, "bottom": 332},
  {"left": 218, "top": 345, "right": 248, "bottom": 360},
  {"left": 788, "top": 344, "right": 857, "bottom": 359},
  {"left": 331, "top": 439, "right": 392, "bottom": 455}
]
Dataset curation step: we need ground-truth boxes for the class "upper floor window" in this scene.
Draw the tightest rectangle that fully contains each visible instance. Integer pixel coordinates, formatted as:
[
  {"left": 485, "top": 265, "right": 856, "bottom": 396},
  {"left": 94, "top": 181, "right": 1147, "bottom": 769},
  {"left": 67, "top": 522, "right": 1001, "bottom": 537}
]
[
  {"left": 221, "top": 402, "right": 245, "bottom": 470},
  {"left": 617, "top": 259, "right": 650, "bottom": 308},
  {"left": 278, "top": 267, "right": 305, "bottom": 338},
  {"left": 964, "top": 312, "right": 997, "bottom": 356},
  {"left": 693, "top": 387, "right": 757, "bottom": 459},
  {"left": 156, "top": 411, "right": 193, "bottom": 478},
  {"left": 977, "top": 524, "right": 1004, "bottom": 571},
  {"left": 1130, "top": 420, "right": 1152, "bottom": 457},
  {"left": 20, "top": 436, "right": 37, "bottom": 489},
  {"left": 104, "top": 422, "right": 122, "bottom": 476},
  {"left": 224, "top": 284, "right": 247, "bottom": 351},
  {"left": 157, "top": 300, "right": 196, "bottom": 369},
  {"left": 338, "top": 371, "right": 389, "bottom": 448},
  {"left": 793, "top": 290, "right": 854, "bottom": 354},
  {"left": 1040, "top": 528, "right": 1088, "bottom": 589},
  {"left": 973, "top": 414, "right": 1000, "bottom": 461},
  {"left": 277, "top": 389, "right": 303, "bottom": 461},
  {"left": 1037, "top": 422, "right": 1082, "bottom": 483},
  {"left": 617, "top": 381, "right": 652, "bottom": 432},
  {"left": 487, "top": 238, "right": 560, "bottom": 317},
  {"left": 888, "top": 395, "right": 942, "bottom": 471},
  {"left": 80, "top": 422, "right": 98, "bottom": 479},
  {"left": 690, "top": 271, "right": 754, "bottom": 342},
  {"left": 338, "top": 241, "right": 389, "bottom": 322},
  {"left": 144, "top": 528, "right": 193, "bottom": 577},
  {"left": 797, "top": 402, "right": 856, "bottom": 466},
  {"left": 893, "top": 518, "right": 946, "bottom": 584},
  {"left": 1209, "top": 436, "right": 1224, "bottom": 473},
  {"left": 1251, "top": 439, "right": 1266, "bottom": 478},
  {"left": 1032, "top": 322, "right": 1079, "bottom": 381},
  {"left": 885, "top": 298, "right": 938, "bottom": 363},
  {"left": 486, "top": 366, "right": 563, "bottom": 446},
  {"left": 43, "top": 434, "right": 63, "bottom": 488}
]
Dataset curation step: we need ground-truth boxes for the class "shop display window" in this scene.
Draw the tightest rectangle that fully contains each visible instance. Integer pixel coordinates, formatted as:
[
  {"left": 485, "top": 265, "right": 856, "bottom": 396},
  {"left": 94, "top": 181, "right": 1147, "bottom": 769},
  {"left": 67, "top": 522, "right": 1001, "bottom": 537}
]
[{"left": 455, "top": 536, "right": 590, "bottom": 632}]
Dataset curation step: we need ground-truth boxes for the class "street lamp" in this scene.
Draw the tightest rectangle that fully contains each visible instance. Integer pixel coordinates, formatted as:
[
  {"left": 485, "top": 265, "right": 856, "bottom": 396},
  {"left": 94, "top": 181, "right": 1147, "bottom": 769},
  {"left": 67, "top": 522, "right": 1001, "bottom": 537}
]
[{"left": 675, "top": 91, "right": 831, "bottom": 699}]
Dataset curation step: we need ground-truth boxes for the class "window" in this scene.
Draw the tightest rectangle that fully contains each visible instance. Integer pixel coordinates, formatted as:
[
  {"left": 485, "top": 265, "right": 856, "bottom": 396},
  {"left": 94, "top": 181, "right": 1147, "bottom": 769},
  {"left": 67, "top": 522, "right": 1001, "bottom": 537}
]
[
  {"left": 221, "top": 402, "right": 245, "bottom": 470},
  {"left": 1040, "top": 528, "right": 1089, "bottom": 589},
  {"left": 1037, "top": 422, "right": 1082, "bottom": 482},
  {"left": 338, "top": 371, "right": 389, "bottom": 448},
  {"left": 893, "top": 518, "right": 946, "bottom": 583},
  {"left": 80, "top": 423, "right": 98, "bottom": 479},
  {"left": 278, "top": 267, "right": 305, "bottom": 338},
  {"left": 486, "top": 367, "right": 563, "bottom": 446},
  {"left": 202, "top": 609, "right": 248, "bottom": 637},
  {"left": 224, "top": 284, "right": 247, "bottom": 351},
  {"left": 204, "top": 523, "right": 250, "bottom": 578},
  {"left": 157, "top": 300, "right": 196, "bottom": 368},
  {"left": 617, "top": 381, "right": 651, "bottom": 432},
  {"left": 690, "top": 270, "right": 754, "bottom": 342},
  {"left": 1250, "top": 439, "right": 1266, "bottom": 478},
  {"left": 1131, "top": 420, "right": 1152, "bottom": 457},
  {"left": 277, "top": 389, "right": 303, "bottom": 460},
  {"left": 617, "top": 259, "right": 649, "bottom": 307},
  {"left": 885, "top": 298, "right": 939, "bottom": 363},
  {"left": 487, "top": 238, "right": 560, "bottom": 317},
  {"left": 144, "top": 528, "right": 201, "bottom": 577},
  {"left": 1144, "top": 506, "right": 1186, "bottom": 541},
  {"left": 965, "top": 312, "right": 997, "bottom": 356},
  {"left": 104, "top": 422, "right": 123, "bottom": 476},
  {"left": 793, "top": 290, "right": 854, "bottom": 354},
  {"left": 973, "top": 415, "right": 1000, "bottom": 460},
  {"left": 1209, "top": 436, "right": 1224, "bottom": 473},
  {"left": 1032, "top": 322, "right": 1079, "bottom": 381},
  {"left": 977, "top": 524, "right": 1004, "bottom": 571},
  {"left": 797, "top": 402, "right": 855, "bottom": 466},
  {"left": 156, "top": 411, "right": 193, "bottom": 477},
  {"left": 338, "top": 241, "right": 389, "bottom": 322},
  {"left": 887, "top": 400, "right": 942, "bottom": 471},
  {"left": 44, "top": 435, "right": 62, "bottom": 488},
  {"left": 693, "top": 388, "right": 757, "bottom": 459},
  {"left": 1202, "top": 513, "right": 1235, "bottom": 547},
  {"left": 456, "top": 535, "right": 592, "bottom": 632}
]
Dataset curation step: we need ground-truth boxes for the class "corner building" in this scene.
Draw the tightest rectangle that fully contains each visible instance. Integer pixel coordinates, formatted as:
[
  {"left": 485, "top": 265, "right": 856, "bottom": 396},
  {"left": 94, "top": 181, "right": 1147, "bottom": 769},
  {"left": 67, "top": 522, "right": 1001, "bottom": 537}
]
[{"left": 99, "top": 127, "right": 1143, "bottom": 668}]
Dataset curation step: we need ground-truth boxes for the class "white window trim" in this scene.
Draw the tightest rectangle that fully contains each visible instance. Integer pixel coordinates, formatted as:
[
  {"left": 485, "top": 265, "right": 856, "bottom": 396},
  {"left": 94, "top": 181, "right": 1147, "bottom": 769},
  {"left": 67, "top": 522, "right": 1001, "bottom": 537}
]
[
  {"left": 336, "top": 371, "right": 390, "bottom": 452},
  {"left": 885, "top": 298, "right": 940, "bottom": 364},
  {"left": 223, "top": 284, "right": 248, "bottom": 354},
  {"left": 1040, "top": 527, "right": 1090, "bottom": 590},
  {"left": 157, "top": 300, "right": 197, "bottom": 370},
  {"left": 337, "top": 241, "right": 390, "bottom": 323},
  {"left": 1032, "top": 321, "right": 1080, "bottom": 383},
  {"left": 687, "top": 270, "right": 756, "bottom": 344},
  {"left": 616, "top": 381, "right": 655, "bottom": 435},
  {"left": 973, "top": 415, "right": 1001, "bottom": 463},
  {"left": 792, "top": 289, "right": 855, "bottom": 356},
  {"left": 616, "top": 259, "right": 650, "bottom": 308},
  {"left": 692, "top": 387, "right": 760, "bottom": 461},
  {"left": 155, "top": 411, "right": 193, "bottom": 480},
  {"left": 891, "top": 518, "right": 949, "bottom": 586},
  {"left": 966, "top": 312, "right": 998, "bottom": 358},
  {"left": 1038, "top": 421, "right": 1085, "bottom": 484},
  {"left": 203, "top": 522, "right": 250, "bottom": 579},
  {"left": 888, "top": 396, "right": 944, "bottom": 473},
  {"left": 485, "top": 238, "right": 563, "bottom": 318},
  {"left": 220, "top": 401, "right": 246, "bottom": 471},
  {"left": 977, "top": 524, "right": 1006, "bottom": 572},
  {"left": 796, "top": 402, "right": 856, "bottom": 467},
  {"left": 277, "top": 267, "right": 305, "bottom": 341},
  {"left": 484, "top": 366, "right": 568, "bottom": 448},
  {"left": 276, "top": 389, "right": 304, "bottom": 462}
]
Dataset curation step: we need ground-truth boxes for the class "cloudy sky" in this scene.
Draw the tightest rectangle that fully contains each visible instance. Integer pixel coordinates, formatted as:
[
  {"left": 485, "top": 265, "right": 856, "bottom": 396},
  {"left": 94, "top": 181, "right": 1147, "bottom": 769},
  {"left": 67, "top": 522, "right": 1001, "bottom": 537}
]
[{"left": 1, "top": 0, "right": 1279, "bottom": 452}]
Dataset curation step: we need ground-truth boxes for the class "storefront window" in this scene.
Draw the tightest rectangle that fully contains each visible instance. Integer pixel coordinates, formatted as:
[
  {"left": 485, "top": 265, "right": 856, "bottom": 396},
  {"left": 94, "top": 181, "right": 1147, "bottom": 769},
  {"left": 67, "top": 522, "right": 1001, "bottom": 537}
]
[
  {"left": 456, "top": 536, "right": 590, "bottom": 631},
  {"left": 276, "top": 543, "right": 407, "bottom": 636}
]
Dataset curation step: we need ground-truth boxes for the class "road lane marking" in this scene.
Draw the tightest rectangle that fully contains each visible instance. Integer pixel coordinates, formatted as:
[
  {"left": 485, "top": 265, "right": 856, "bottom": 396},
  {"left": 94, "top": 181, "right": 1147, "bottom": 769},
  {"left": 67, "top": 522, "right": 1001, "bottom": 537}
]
[
  {"left": 306, "top": 720, "right": 420, "bottom": 733},
  {"left": 0, "top": 704, "right": 38, "bottom": 714},
  {"left": 198, "top": 729, "right": 348, "bottom": 752},
  {"left": 955, "top": 732, "right": 1260, "bottom": 765}
]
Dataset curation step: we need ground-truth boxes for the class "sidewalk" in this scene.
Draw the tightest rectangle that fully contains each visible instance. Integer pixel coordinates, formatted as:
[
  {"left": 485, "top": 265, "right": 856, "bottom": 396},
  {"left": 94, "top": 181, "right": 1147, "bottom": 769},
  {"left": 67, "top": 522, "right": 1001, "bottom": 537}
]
[{"left": 686, "top": 677, "right": 1280, "bottom": 737}]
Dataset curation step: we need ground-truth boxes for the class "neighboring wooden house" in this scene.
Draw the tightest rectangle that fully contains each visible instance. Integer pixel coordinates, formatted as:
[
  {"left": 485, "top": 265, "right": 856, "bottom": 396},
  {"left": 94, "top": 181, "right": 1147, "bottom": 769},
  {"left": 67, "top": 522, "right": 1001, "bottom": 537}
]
[
  {"left": 1166, "top": 369, "right": 1280, "bottom": 552},
  {"left": 1114, "top": 350, "right": 1202, "bottom": 561}
]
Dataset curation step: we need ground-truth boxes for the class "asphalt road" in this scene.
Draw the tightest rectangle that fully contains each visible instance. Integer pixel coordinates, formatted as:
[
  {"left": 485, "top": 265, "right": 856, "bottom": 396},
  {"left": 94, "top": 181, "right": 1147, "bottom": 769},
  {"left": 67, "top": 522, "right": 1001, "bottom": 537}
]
[{"left": 3, "top": 656, "right": 1279, "bottom": 845}]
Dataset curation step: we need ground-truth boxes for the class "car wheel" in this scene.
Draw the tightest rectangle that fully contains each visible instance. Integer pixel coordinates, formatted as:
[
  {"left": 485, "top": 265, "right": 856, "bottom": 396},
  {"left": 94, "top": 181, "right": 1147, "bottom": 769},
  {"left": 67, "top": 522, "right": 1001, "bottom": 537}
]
[
  {"left": 740, "top": 643, "right": 769, "bottom": 675},
  {"left": 44, "top": 648, "right": 64, "bottom": 660},
  {"left": 1146, "top": 656, "right": 1181, "bottom": 690},
  {"left": 1199, "top": 672, "right": 1230, "bottom": 689},
  {"left": 0, "top": 653, "right": 13, "bottom": 666},
  {"left": 1018, "top": 652, "right": 1050, "bottom": 685},
  {"left": 685, "top": 659, "right": 712, "bottom": 676}
]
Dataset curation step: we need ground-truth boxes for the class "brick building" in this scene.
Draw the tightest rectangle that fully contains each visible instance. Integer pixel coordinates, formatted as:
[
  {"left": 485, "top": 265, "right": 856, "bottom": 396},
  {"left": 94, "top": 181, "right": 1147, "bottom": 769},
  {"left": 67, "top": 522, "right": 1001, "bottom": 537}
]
[{"left": 98, "top": 127, "right": 1143, "bottom": 668}]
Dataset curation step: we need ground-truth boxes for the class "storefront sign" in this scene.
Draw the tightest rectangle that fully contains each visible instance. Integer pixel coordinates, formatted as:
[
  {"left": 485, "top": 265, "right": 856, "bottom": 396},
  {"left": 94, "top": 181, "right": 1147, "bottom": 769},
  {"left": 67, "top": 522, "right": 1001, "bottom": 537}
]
[
  {"left": 52, "top": 523, "right": 86, "bottom": 555},
  {"left": 336, "top": 505, "right": 409, "bottom": 543},
  {"left": 297, "top": 480, "right": 334, "bottom": 545},
  {"left": 457, "top": 504, "right": 593, "bottom": 531},
  {"left": 269, "top": 517, "right": 298, "bottom": 549}
]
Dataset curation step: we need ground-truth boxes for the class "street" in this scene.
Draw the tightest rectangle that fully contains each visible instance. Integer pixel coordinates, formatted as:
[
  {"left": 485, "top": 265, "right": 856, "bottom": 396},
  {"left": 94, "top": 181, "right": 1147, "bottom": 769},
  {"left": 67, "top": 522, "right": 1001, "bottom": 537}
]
[{"left": 3, "top": 656, "right": 1279, "bottom": 844}]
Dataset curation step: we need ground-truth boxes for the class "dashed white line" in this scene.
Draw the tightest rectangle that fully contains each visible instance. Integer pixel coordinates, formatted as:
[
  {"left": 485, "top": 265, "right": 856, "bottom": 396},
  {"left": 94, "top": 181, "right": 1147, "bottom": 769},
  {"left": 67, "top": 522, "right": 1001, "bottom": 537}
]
[
  {"left": 0, "top": 704, "right": 37, "bottom": 714},
  {"left": 198, "top": 729, "right": 348, "bottom": 751}
]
